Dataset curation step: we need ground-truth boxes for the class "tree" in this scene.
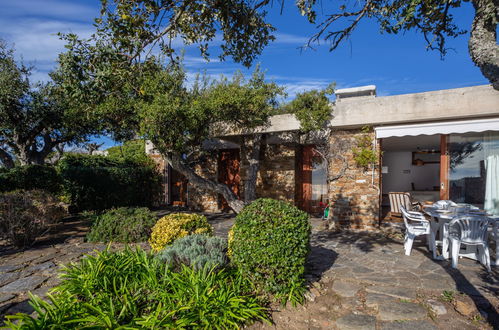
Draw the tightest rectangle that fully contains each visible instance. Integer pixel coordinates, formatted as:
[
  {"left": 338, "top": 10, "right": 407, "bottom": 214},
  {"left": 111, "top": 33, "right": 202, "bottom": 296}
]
[
  {"left": 0, "top": 41, "right": 99, "bottom": 168},
  {"left": 288, "top": 0, "right": 499, "bottom": 89},
  {"left": 107, "top": 140, "right": 152, "bottom": 164},
  {"left": 137, "top": 67, "right": 284, "bottom": 212}
]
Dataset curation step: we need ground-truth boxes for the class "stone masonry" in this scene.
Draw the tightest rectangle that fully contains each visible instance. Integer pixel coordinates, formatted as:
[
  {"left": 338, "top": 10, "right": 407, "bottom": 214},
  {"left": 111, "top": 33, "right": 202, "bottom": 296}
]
[
  {"left": 327, "top": 129, "right": 380, "bottom": 229},
  {"left": 188, "top": 154, "right": 220, "bottom": 212}
]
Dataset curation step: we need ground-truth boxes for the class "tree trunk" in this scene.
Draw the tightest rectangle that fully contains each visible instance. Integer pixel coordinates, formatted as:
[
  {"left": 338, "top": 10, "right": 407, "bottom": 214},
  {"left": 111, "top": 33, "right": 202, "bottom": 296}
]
[
  {"left": 165, "top": 152, "right": 246, "bottom": 213},
  {"left": 242, "top": 134, "right": 264, "bottom": 203},
  {"left": 469, "top": 0, "right": 499, "bottom": 90},
  {"left": 0, "top": 148, "right": 15, "bottom": 169}
]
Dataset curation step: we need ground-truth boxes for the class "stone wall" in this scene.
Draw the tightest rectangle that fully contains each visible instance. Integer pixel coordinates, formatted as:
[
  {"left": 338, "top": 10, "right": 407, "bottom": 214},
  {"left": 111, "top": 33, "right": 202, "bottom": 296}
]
[
  {"left": 187, "top": 155, "right": 220, "bottom": 212},
  {"left": 327, "top": 129, "right": 380, "bottom": 229},
  {"left": 248, "top": 144, "right": 296, "bottom": 204},
  {"left": 185, "top": 143, "right": 298, "bottom": 212}
]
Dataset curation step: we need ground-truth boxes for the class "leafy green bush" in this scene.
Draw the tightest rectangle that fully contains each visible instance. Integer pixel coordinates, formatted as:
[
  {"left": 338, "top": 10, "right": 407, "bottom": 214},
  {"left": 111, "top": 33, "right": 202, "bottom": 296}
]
[
  {"left": 0, "top": 190, "right": 67, "bottom": 248},
  {"left": 86, "top": 207, "right": 157, "bottom": 243},
  {"left": 353, "top": 126, "right": 378, "bottom": 168},
  {"left": 0, "top": 165, "right": 61, "bottom": 194},
  {"left": 229, "top": 198, "right": 311, "bottom": 303},
  {"left": 58, "top": 154, "right": 161, "bottom": 211},
  {"left": 106, "top": 139, "right": 152, "bottom": 164},
  {"left": 149, "top": 213, "right": 213, "bottom": 252},
  {"left": 3, "top": 247, "right": 269, "bottom": 328},
  {"left": 157, "top": 234, "right": 227, "bottom": 270}
]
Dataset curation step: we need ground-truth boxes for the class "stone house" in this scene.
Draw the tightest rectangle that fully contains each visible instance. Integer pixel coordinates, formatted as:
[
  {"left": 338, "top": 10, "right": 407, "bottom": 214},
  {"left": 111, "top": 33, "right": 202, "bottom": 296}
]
[{"left": 147, "top": 84, "right": 499, "bottom": 229}]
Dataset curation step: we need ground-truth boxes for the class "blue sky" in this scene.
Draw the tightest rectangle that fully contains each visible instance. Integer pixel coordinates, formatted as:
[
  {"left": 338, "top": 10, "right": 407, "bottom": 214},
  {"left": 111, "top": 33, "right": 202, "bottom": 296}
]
[{"left": 0, "top": 0, "right": 487, "bottom": 148}]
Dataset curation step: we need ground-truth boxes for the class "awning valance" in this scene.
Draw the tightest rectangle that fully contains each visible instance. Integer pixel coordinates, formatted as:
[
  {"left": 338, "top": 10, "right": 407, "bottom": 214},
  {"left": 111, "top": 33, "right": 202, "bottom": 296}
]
[{"left": 375, "top": 117, "right": 499, "bottom": 139}]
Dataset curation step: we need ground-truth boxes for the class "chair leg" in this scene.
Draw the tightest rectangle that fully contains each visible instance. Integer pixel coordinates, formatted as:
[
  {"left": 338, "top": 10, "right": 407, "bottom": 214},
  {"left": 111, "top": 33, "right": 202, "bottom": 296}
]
[
  {"left": 496, "top": 237, "right": 499, "bottom": 267},
  {"left": 430, "top": 230, "right": 437, "bottom": 259},
  {"left": 405, "top": 233, "right": 415, "bottom": 256},
  {"left": 451, "top": 240, "right": 460, "bottom": 269}
]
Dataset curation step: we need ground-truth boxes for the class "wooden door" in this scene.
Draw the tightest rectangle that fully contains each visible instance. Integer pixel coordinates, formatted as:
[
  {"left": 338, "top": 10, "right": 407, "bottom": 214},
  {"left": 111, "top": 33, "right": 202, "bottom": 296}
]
[
  {"left": 218, "top": 149, "right": 241, "bottom": 210},
  {"left": 168, "top": 165, "right": 187, "bottom": 206},
  {"left": 297, "top": 146, "right": 314, "bottom": 213}
]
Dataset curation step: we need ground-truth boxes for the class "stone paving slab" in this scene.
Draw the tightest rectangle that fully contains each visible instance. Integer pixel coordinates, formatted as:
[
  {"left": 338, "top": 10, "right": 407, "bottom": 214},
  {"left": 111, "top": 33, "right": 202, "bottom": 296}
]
[
  {"left": 365, "top": 286, "right": 417, "bottom": 300},
  {"left": 365, "top": 293, "right": 399, "bottom": 309},
  {"left": 380, "top": 320, "right": 438, "bottom": 330},
  {"left": 0, "top": 276, "right": 47, "bottom": 294},
  {"left": 332, "top": 280, "right": 362, "bottom": 298},
  {"left": 335, "top": 313, "right": 376, "bottom": 330},
  {"left": 377, "top": 300, "right": 428, "bottom": 321}
]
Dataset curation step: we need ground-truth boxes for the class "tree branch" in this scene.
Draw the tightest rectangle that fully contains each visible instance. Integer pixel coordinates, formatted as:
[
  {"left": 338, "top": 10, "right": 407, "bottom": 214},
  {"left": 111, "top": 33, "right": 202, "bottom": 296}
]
[
  {"left": 165, "top": 152, "right": 245, "bottom": 213},
  {"left": 0, "top": 147, "right": 15, "bottom": 169}
]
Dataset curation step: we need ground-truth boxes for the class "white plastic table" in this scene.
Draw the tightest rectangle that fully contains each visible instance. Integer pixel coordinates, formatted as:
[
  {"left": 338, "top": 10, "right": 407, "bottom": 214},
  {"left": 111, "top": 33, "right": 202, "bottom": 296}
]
[{"left": 423, "top": 206, "right": 497, "bottom": 265}]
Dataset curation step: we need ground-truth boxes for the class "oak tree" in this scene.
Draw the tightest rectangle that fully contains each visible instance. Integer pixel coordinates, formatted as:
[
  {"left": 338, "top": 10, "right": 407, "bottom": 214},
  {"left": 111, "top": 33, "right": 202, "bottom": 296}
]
[{"left": 0, "top": 41, "right": 99, "bottom": 168}]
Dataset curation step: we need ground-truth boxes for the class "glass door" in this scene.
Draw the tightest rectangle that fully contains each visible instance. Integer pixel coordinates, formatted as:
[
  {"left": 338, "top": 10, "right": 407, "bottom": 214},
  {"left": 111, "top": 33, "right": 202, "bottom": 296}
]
[{"left": 448, "top": 131, "right": 499, "bottom": 215}]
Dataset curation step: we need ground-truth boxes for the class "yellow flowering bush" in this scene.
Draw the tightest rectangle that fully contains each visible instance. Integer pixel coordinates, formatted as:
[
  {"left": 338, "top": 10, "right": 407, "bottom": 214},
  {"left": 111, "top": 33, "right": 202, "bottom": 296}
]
[
  {"left": 149, "top": 213, "right": 212, "bottom": 252},
  {"left": 227, "top": 226, "right": 235, "bottom": 257}
]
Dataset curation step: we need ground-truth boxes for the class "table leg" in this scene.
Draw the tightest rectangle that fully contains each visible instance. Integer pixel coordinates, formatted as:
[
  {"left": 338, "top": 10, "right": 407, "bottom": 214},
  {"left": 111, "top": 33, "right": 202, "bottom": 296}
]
[{"left": 442, "top": 223, "right": 449, "bottom": 259}]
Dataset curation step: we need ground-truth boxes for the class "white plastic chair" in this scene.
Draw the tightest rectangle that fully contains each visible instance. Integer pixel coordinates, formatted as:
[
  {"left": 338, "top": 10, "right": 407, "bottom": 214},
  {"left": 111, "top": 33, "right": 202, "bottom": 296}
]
[
  {"left": 487, "top": 216, "right": 498, "bottom": 267},
  {"left": 401, "top": 206, "right": 434, "bottom": 257},
  {"left": 446, "top": 215, "right": 491, "bottom": 272},
  {"left": 389, "top": 192, "right": 421, "bottom": 217}
]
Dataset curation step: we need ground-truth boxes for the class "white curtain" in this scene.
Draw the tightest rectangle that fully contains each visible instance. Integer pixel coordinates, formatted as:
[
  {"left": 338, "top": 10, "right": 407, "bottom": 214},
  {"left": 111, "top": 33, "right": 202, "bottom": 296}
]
[{"left": 484, "top": 154, "right": 499, "bottom": 216}]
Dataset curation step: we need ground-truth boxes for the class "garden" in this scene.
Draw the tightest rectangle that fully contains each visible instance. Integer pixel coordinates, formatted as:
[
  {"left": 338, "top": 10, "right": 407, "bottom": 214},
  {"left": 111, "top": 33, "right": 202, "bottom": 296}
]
[{"left": 0, "top": 158, "right": 311, "bottom": 328}]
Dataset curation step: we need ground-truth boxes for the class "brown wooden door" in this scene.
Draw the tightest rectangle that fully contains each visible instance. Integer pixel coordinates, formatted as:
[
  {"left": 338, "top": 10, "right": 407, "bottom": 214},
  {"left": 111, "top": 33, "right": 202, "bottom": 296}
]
[
  {"left": 297, "top": 146, "right": 314, "bottom": 213},
  {"left": 168, "top": 165, "right": 188, "bottom": 206},
  {"left": 218, "top": 149, "right": 241, "bottom": 211}
]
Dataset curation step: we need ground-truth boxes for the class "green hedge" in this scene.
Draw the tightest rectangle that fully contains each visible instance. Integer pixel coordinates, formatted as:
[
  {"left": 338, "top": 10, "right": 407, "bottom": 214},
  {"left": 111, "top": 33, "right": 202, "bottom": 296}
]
[
  {"left": 58, "top": 154, "right": 161, "bottom": 211},
  {"left": 229, "top": 198, "right": 311, "bottom": 304},
  {"left": 0, "top": 165, "right": 61, "bottom": 194}
]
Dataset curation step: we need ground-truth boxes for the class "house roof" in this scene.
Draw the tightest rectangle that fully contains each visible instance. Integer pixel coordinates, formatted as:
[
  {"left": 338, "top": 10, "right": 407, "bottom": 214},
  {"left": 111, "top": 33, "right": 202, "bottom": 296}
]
[{"left": 331, "top": 84, "right": 499, "bottom": 129}]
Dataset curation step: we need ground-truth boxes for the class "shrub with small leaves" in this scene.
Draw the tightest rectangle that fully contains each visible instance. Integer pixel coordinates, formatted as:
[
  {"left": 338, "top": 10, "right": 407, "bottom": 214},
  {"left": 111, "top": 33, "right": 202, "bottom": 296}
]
[
  {"left": 229, "top": 198, "right": 310, "bottom": 304},
  {"left": 86, "top": 207, "right": 157, "bottom": 243},
  {"left": 157, "top": 234, "right": 227, "bottom": 270},
  {"left": 0, "top": 190, "right": 67, "bottom": 248},
  {"left": 149, "top": 213, "right": 212, "bottom": 252}
]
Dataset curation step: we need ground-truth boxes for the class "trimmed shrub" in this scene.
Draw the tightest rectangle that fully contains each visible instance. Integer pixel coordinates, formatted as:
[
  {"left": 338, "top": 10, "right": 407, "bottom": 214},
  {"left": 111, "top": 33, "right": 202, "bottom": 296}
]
[
  {"left": 0, "top": 165, "right": 61, "bottom": 194},
  {"left": 157, "top": 234, "right": 228, "bottom": 270},
  {"left": 149, "top": 213, "right": 212, "bottom": 252},
  {"left": 3, "top": 247, "right": 269, "bottom": 328},
  {"left": 86, "top": 207, "right": 157, "bottom": 243},
  {"left": 0, "top": 190, "right": 67, "bottom": 248},
  {"left": 229, "top": 198, "right": 311, "bottom": 303},
  {"left": 58, "top": 154, "right": 161, "bottom": 211}
]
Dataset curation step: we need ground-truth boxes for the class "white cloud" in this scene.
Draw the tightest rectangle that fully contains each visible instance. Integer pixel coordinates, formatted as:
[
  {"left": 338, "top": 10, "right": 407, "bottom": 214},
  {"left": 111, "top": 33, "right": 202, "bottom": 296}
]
[
  {"left": 2, "top": 0, "right": 97, "bottom": 22},
  {"left": 273, "top": 33, "right": 309, "bottom": 45}
]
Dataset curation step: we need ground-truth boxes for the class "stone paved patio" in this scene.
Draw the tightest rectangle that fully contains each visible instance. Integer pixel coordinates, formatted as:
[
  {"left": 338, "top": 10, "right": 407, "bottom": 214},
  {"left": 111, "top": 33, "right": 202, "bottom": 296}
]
[
  {"left": 250, "top": 220, "right": 499, "bottom": 329},
  {"left": 0, "top": 213, "right": 498, "bottom": 329}
]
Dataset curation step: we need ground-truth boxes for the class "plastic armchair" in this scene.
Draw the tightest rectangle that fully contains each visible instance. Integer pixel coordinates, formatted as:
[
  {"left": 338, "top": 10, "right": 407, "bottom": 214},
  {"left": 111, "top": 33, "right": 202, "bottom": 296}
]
[
  {"left": 401, "top": 206, "right": 434, "bottom": 257},
  {"left": 446, "top": 215, "right": 491, "bottom": 272},
  {"left": 389, "top": 192, "right": 421, "bottom": 217},
  {"left": 487, "top": 216, "right": 498, "bottom": 267}
]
